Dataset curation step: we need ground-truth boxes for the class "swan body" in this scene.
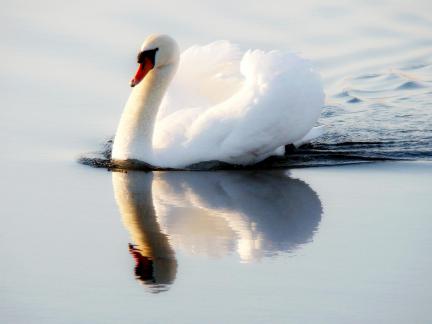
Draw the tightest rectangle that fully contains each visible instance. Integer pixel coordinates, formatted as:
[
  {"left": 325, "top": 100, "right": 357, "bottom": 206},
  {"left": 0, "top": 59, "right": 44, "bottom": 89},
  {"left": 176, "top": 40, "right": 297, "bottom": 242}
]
[{"left": 112, "top": 34, "right": 324, "bottom": 168}]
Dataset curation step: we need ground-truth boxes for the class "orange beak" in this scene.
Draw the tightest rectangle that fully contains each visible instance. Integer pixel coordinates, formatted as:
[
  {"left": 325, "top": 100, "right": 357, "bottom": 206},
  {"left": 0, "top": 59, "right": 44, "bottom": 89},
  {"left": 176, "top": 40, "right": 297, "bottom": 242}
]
[{"left": 130, "top": 57, "right": 154, "bottom": 87}]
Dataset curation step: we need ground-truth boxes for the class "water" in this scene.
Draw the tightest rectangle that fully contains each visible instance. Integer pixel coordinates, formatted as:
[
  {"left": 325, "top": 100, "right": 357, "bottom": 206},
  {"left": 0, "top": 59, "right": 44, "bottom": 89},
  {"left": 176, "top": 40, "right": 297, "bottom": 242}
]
[
  {"left": 318, "top": 64, "right": 432, "bottom": 161},
  {"left": 1, "top": 0, "right": 432, "bottom": 322}
]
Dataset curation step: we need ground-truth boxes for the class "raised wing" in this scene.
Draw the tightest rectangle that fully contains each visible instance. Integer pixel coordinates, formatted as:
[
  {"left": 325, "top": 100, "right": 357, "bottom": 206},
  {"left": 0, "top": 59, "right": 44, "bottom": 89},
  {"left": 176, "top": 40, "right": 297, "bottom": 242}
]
[
  {"left": 154, "top": 45, "right": 324, "bottom": 167},
  {"left": 157, "top": 41, "right": 243, "bottom": 119}
]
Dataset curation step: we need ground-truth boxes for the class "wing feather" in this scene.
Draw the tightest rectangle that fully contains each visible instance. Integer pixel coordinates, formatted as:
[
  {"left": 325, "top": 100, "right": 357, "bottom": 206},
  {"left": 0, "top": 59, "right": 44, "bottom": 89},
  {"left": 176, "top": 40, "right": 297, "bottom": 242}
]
[{"left": 154, "top": 44, "right": 324, "bottom": 167}]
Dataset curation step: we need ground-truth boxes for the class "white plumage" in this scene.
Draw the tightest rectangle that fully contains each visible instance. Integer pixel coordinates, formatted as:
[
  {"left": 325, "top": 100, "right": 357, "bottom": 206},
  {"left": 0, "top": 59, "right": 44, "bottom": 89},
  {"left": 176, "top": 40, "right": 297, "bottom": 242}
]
[{"left": 112, "top": 35, "right": 324, "bottom": 168}]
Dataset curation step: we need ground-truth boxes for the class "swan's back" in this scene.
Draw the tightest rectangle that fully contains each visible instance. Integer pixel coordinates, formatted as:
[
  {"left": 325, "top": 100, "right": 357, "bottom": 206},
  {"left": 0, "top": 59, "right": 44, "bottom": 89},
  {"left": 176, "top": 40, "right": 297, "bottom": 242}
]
[
  {"left": 153, "top": 42, "right": 324, "bottom": 167},
  {"left": 157, "top": 41, "right": 243, "bottom": 119}
]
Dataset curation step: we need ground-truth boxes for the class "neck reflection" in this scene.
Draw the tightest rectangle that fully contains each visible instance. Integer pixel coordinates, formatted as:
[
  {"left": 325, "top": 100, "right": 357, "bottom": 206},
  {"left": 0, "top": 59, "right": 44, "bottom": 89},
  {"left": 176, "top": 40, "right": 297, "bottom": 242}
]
[
  {"left": 112, "top": 171, "right": 177, "bottom": 293},
  {"left": 112, "top": 170, "right": 322, "bottom": 290}
]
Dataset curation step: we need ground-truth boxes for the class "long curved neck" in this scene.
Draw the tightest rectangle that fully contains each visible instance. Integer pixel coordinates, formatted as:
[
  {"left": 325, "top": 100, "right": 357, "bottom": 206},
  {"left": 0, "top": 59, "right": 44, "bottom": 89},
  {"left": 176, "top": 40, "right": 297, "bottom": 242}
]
[
  {"left": 112, "top": 64, "right": 177, "bottom": 163},
  {"left": 112, "top": 171, "right": 177, "bottom": 286}
]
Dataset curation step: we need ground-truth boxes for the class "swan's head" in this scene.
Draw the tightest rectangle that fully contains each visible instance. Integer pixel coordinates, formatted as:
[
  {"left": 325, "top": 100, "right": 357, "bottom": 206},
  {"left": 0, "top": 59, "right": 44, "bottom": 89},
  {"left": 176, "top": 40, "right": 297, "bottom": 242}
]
[{"left": 130, "top": 34, "right": 180, "bottom": 87}]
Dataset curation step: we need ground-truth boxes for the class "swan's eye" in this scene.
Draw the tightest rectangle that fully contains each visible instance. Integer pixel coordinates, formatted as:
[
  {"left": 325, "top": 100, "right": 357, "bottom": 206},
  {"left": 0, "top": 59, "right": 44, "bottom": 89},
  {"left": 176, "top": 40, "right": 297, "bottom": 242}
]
[
  {"left": 137, "top": 48, "right": 159, "bottom": 65},
  {"left": 131, "top": 48, "right": 159, "bottom": 87}
]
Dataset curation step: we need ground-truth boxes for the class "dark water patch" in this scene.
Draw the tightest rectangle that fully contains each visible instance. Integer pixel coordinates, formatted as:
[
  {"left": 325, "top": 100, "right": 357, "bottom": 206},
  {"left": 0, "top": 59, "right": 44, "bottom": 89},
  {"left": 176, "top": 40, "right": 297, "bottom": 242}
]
[
  {"left": 400, "top": 63, "right": 428, "bottom": 71},
  {"left": 313, "top": 141, "right": 385, "bottom": 147},
  {"left": 78, "top": 154, "right": 392, "bottom": 171},
  {"left": 334, "top": 90, "right": 350, "bottom": 98},
  {"left": 79, "top": 156, "right": 113, "bottom": 169},
  {"left": 303, "top": 142, "right": 432, "bottom": 159},
  {"left": 347, "top": 97, "right": 361, "bottom": 103},
  {"left": 396, "top": 80, "right": 425, "bottom": 90},
  {"left": 320, "top": 105, "right": 345, "bottom": 117},
  {"left": 79, "top": 132, "right": 431, "bottom": 172},
  {"left": 79, "top": 139, "right": 414, "bottom": 172},
  {"left": 353, "top": 73, "right": 380, "bottom": 80},
  {"left": 79, "top": 155, "right": 169, "bottom": 171}
]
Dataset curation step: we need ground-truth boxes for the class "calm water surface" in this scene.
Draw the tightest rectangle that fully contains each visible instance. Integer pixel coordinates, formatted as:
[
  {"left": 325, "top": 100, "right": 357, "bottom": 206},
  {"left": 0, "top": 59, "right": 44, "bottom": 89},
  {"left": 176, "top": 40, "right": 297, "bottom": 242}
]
[{"left": 1, "top": 0, "right": 432, "bottom": 322}]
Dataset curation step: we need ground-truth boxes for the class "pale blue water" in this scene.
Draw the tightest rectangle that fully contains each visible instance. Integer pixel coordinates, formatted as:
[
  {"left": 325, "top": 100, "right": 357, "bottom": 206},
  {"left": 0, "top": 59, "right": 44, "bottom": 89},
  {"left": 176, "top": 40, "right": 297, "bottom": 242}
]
[{"left": 1, "top": 0, "right": 432, "bottom": 323}]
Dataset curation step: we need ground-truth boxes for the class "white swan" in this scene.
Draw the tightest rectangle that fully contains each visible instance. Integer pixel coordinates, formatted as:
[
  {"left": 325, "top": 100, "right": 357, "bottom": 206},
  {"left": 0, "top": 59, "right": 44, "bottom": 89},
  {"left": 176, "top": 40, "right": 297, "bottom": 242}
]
[{"left": 112, "top": 34, "right": 324, "bottom": 168}]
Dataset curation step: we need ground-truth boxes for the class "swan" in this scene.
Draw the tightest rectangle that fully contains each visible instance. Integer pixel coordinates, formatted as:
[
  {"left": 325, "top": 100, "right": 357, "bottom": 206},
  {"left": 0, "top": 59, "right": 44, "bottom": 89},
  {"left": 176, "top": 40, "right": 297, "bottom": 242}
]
[{"left": 112, "top": 34, "right": 324, "bottom": 168}]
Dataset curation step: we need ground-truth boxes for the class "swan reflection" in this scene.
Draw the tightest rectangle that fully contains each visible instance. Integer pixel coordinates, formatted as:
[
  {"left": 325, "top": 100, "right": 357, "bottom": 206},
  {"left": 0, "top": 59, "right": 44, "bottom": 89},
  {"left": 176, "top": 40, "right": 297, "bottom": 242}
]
[
  {"left": 113, "top": 172, "right": 177, "bottom": 293},
  {"left": 112, "top": 170, "right": 322, "bottom": 291}
]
